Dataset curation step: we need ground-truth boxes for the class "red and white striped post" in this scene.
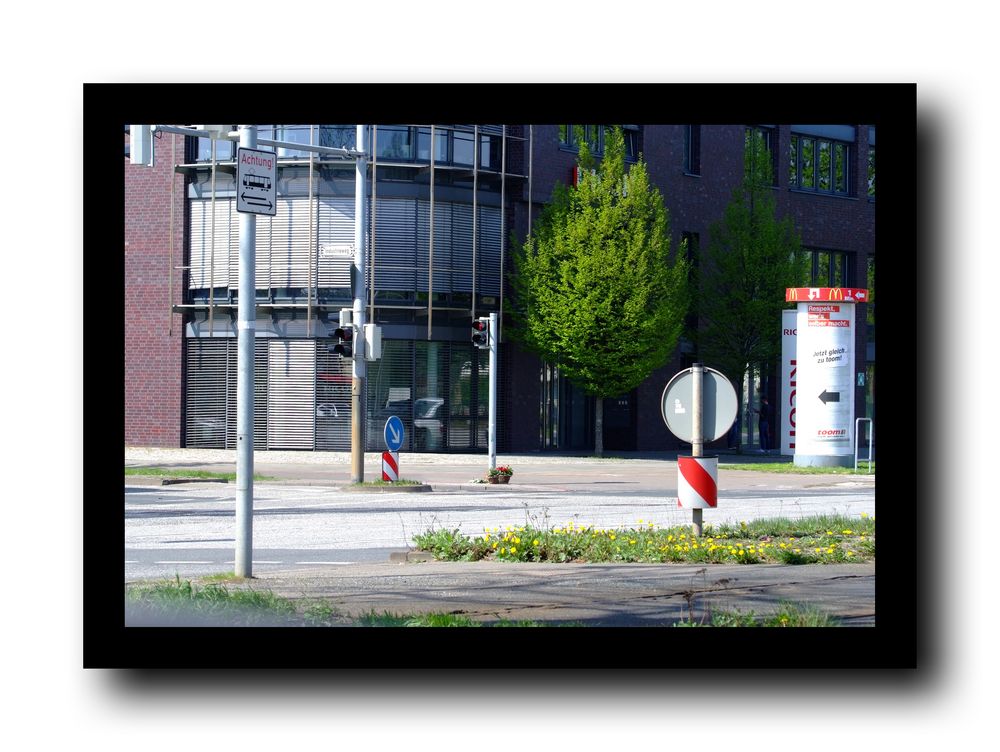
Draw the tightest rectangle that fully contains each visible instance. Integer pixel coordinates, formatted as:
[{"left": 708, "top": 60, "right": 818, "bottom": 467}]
[
  {"left": 677, "top": 456, "right": 718, "bottom": 510},
  {"left": 381, "top": 451, "right": 399, "bottom": 482}
]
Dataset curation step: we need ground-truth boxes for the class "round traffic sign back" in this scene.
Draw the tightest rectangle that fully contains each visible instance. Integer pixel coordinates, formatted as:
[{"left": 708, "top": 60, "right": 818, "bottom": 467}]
[{"left": 661, "top": 367, "right": 738, "bottom": 443}]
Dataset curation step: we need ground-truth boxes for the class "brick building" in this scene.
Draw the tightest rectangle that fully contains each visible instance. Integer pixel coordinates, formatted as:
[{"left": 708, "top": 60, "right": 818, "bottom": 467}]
[{"left": 124, "top": 122, "right": 875, "bottom": 455}]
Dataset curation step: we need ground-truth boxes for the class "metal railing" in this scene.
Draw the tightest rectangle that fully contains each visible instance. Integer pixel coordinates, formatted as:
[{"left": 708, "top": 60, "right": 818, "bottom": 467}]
[{"left": 854, "top": 418, "right": 874, "bottom": 473}]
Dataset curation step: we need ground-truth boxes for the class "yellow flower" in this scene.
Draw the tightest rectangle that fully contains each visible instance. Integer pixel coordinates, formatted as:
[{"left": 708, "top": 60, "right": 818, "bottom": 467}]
[
  {"left": 510, "top": 546, "right": 517, "bottom": 554},
  {"left": 533, "top": 539, "right": 540, "bottom": 546},
  {"left": 609, "top": 533, "right": 616, "bottom": 540},
  {"left": 846, "top": 551, "right": 854, "bottom": 557},
  {"left": 842, "top": 530, "right": 853, "bottom": 535}
]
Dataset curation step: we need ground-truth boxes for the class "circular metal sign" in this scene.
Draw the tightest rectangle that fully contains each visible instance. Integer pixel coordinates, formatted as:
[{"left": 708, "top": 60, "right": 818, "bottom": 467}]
[
  {"left": 661, "top": 367, "right": 738, "bottom": 443},
  {"left": 384, "top": 415, "right": 405, "bottom": 452}
]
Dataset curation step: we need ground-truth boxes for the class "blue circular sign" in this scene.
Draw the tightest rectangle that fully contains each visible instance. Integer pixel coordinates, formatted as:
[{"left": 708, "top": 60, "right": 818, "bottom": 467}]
[{"left": 384, "top": 416, "right": 405, "bottom": 452}]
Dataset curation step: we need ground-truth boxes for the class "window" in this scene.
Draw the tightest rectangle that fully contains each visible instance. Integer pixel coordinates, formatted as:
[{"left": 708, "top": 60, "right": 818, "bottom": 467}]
[
  {"left": 807, "top": 250, "right": 850, "bottom": 286},
  {"left": 623, "top": 126, "right": 640, "bottom": 161},
  {"left": 193, "top": 126, "right": 236, "bottom": 162},
  {"left": 321, "top": 125, "right": 356, "bottom": 151},
  {"left": 376, "top": 126, "right": 413, "bottom": 160},
  {"left": 868, "top": 146, "right": 876, "bottom": 199},
  {"left": 790, "top": 132, "right": 852, "bottom": 195},
  {"left": 558, "top": 125, "right": 603, "bottom": 153},
  {"left": 417, "top": 127, "right": 448, "bottom": 162},
  {"left": 453, "top": 130, "right": 475, "bottom": 165},
  {"left": 684, "top": 125, "right": 701, "bottom": 175},
  {"left": 745, "top": 125, "right": 778, "bottom": 185}
]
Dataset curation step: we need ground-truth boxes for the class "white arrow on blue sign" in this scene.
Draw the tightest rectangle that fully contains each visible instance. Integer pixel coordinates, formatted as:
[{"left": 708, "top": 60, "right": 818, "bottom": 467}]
[{"left": 384, "top": 416, "right": 404, "bottom": 452}]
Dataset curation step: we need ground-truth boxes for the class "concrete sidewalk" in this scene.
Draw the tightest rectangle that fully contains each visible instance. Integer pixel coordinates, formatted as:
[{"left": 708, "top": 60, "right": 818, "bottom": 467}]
[{"left": 128, "top": 560, "right": 875, "bottom": 627}]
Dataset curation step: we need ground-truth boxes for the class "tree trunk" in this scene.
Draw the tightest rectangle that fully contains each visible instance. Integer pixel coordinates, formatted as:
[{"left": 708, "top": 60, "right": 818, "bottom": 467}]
[{"left": 594, "top": 397, "right": 604, "bottom": 458}]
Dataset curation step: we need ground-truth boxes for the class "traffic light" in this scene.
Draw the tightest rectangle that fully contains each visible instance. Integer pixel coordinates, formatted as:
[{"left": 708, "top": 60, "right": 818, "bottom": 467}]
[
  {"left": 472, "top": 317, "right": 490, "bottom": 349},
  {"left": 330, "top": 308, "right": 355, "bottom": 358},
  {"left": 331, "top": 325, "right": 354, "bottom": 357}
]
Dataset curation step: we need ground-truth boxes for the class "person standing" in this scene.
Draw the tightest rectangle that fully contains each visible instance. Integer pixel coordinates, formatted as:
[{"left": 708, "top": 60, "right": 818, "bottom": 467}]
[{"left": 755, "top": 397, "right": 772, "bottom": 453}]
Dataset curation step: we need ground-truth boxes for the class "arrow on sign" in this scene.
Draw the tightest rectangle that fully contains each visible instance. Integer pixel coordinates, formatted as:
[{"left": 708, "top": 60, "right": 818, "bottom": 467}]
[
  {"left": 241, "top": 193, "right": 273, "bottom": 210},
  {"left": 388, "top": 423, "right": 400, "bottom": 445},
  {"left": 819, "top": 389, "right": 841, "bottom": 404}
]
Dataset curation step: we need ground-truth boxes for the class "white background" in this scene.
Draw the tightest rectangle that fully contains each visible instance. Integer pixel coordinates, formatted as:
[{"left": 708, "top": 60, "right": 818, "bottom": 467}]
[{"left": 4, "top": 1, "right": 992, "bottom": 747}]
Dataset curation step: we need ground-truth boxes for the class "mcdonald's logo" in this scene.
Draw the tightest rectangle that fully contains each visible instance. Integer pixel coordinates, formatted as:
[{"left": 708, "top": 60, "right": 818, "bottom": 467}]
[
  {"left": 830, "top": 287, "right": 844, "bottom": 301},
  {"left": 787, "top": 288, "right": 799, "bottom": 301}
]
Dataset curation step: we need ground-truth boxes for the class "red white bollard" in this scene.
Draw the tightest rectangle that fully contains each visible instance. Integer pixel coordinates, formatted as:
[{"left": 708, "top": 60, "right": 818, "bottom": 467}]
[
  {"left": 382, "top": 451, "right": 399, "bottom": 482},
  {"left": 677, "top": 456, "right": 718, "bottom": 509}
]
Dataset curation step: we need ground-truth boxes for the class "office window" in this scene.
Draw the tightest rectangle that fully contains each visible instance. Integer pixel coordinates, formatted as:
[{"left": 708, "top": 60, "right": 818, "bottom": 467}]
[
  {"left": 790, "top": 133, "right": 852, "bottom": 195},
  {"left": 558, "top": 125, "right": 603, "bottom": 153},
  {"left": 320, "top": 125, "right": 356, "bottom": 151},
  {"left": 194, "top": 126, "right": 236, "bottom": 162},
  {"left": 453, "top": 130, "right": 475, "bottom": 165},
  {"left": 868, "top": 147, "right": 876, "bottom": 199},
  {"left": 376, "top": 126, "right": 413, "bottom": 160},
  {"left": 623, "top": 127, "right": 640, "bottom": 161},
  {"left": 417, "top": 127, "right": 448, "bottom": 162},
  {"left": 684, "top": 125, "right": 701, "bottom": 175},
  {"left": 808, "top": 250, "right": 850, "bottom": 287},
  {"left": 745, "top": 126, "right": 778, "bottom": 185}
]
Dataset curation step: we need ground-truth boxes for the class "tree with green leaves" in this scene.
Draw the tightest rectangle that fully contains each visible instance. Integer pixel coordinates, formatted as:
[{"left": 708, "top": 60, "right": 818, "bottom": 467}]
[
  {"left": 696, "top": 129, "right": 809, "bottom": 431},
  {"left": 509, "top": 126, "right": 689, "bottom": 456}
]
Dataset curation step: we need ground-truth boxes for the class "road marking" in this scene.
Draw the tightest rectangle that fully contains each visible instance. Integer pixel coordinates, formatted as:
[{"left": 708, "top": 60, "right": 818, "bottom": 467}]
[
  {"left": 154, "top": 560, "right": 215, "bottom": 564},
  {"left": 294, "top": 561, "right": 354, "bottom": 565}
]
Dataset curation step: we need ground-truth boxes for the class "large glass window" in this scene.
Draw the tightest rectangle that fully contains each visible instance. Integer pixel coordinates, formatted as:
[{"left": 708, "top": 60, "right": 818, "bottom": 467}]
[
  {"left": 376, "top": 126, "right": 413, "bottom": 160},
  {"left": 417, "top": 127, "right": 448, "bottom": 162},
  {"left": 807, "top": 249, "right": 850, "bottom": 286},
  {"left": 790, "top": 133, "right": 852, "bottom": 195},
  {"left": 453, "top": 130, "right": 475, "bottom": 165}
]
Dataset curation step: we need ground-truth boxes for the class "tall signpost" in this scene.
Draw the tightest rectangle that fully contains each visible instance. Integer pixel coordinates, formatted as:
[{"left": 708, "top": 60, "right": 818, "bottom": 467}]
[
  {"left": 785, "top": 287, "right": 868, "bottom": 468},
  {"left": 234, "top": 126, "right": 274, "bottom": 578},
  {"left": 352, "top": 125, "right": 368, "bottom": 484},
  {"left": 134, "top": 123, "right": 366, "bottom": 580},
  {"left": 661, "top": 365, "right": 738, "bottom": 536}
]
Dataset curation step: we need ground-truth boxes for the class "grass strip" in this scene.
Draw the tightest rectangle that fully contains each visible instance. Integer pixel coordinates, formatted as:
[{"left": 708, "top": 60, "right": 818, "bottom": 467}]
[{"left": 412, "top": 513, "right": 875, "bottom": 565}]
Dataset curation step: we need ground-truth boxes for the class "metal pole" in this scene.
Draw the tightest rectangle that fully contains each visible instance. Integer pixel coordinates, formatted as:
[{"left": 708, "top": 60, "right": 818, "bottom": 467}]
[
  {"left": 488, "top": 311, "right": 498, "bottom": 470},
  {"left": 235, "top": 125, "right": 257, "bottom": 578},
  {"left": 352, "top": 124, "right": 368, "bottom": 483},
  {"left": 691, "top": 363, "right": 704, "bottom": 537},
  {"left": 428, "top": 125, "right": 435, "bottom": 341}
]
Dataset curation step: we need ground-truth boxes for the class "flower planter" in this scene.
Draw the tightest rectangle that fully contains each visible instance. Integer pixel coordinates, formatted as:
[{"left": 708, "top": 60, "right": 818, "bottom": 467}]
[
  {"left": 497, "top": 474, "right": 510, "bottom": 484},
  {"left": 487, "top": 476, "right": 499, "bottom": 484}
]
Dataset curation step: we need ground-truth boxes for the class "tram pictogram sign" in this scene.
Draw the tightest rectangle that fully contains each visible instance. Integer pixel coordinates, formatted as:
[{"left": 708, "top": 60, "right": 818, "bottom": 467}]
[{"left": 236, "top": 147, "right": 277, "bottom": 216}]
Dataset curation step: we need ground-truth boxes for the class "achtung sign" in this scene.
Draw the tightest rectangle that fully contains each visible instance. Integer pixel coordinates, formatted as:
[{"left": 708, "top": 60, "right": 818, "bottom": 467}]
[{"left": 236, "top": 147, "right": 277, "bottom": 216}]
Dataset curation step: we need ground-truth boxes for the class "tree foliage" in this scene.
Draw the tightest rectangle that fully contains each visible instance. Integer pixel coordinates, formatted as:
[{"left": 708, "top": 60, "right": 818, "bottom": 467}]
[
  {"left": 696, "top": 130, "right": 808, "bottom": 391},
  {"left": 509, "top": 126, "right": 689, "bottom": 452}
]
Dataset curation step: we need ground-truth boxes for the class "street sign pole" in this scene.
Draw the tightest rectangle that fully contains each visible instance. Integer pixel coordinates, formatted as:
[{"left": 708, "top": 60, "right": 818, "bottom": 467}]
[
  {"left": 235, "top": 124, "right": 257, "bottom": 578},
  {"left": 351, "top": 125, "right": 368, "bottom": 484},
  {"left": 691, "top": 363, "right": 704, "bottom": 536}
]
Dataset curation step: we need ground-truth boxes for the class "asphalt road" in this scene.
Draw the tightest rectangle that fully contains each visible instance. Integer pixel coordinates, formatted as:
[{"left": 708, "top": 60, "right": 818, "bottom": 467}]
[{"left": 125, "top": 480, "right": 875, "bottom": 581}]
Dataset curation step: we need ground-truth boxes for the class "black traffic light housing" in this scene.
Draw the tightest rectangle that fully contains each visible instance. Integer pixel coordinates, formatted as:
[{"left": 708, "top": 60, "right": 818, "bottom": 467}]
[
  {"left": 472, "top": 317, "right": 490, "bottom": 349},
  {"left": 331, "top": 326, "right": 354, "bottom": 357},
  {"left": 329, "top": 307, "right": 355, "bottom": 358}
]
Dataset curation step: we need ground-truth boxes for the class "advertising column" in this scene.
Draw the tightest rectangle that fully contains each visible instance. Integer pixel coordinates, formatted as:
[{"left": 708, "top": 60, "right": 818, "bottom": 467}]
[
  {"left": 780, "top": 309, "right": 797, "bottom": 456},
  {"left": 786, "top": 287, "right": 869, "bottom": 468}
]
